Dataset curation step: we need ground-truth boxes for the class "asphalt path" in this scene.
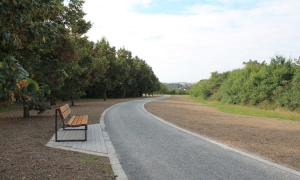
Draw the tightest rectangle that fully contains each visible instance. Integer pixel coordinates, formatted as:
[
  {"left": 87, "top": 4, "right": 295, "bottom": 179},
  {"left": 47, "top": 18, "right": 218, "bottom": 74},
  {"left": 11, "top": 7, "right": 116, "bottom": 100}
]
[{"left": 104, "top": 96, "right": 300, "bottom": 180}]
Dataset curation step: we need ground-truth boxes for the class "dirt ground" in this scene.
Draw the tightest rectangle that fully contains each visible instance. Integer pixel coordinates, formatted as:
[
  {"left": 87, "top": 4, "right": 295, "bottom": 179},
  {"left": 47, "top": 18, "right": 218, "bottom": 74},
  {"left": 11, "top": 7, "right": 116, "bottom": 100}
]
[
  {"left": 0, "top": 98, "right": 139, "bottom": 180},
  {"left": 144, "top": 95, "right": 300, "bottom": 172},
  {"left": 1, "top": 95, "right": 299, "bottom": 179}
]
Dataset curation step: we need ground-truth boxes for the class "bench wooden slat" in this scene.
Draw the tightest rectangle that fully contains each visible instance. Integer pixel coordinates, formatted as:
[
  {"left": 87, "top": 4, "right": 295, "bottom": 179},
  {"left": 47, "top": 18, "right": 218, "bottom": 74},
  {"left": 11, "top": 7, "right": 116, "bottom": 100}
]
[
  {"left": 67, "top": 116, "right": 76, "bottom": 126},
  {"left": 58, "top": 104, "right": 71, "bottom": 120},
  {"left": 66, "top": 115, "right": 88, "bottom": 127},
  {"left": 59, "top": 104, "right": 69, "bottom": 112},
  {"left": 71, "top": 116, "right": 82, "bottom": 127},
  {"left": 81, "top": 115, "right": 88, "bottom": 125}
]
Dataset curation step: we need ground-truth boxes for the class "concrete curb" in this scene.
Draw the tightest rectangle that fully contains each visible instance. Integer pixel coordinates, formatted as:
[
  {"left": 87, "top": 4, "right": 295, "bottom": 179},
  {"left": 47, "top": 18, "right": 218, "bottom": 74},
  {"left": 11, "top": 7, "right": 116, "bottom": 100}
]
[{"left": 100, "top": 103, "right": 128, "bottom": 180}]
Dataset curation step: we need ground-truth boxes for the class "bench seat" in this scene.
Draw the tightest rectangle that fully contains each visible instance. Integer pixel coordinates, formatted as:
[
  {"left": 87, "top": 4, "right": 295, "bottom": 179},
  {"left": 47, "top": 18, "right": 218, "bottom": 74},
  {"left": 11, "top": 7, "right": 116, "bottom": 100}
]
[{"left": 67, "top": 115, "right": 88, "bottom": 127}]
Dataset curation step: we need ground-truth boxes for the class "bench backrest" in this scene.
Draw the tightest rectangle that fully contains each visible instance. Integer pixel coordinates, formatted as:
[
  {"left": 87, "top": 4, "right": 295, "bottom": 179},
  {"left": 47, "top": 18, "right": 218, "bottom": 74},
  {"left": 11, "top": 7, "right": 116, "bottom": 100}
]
[{"left": 58, "top": 104, "right": 71, "bottom": 120}]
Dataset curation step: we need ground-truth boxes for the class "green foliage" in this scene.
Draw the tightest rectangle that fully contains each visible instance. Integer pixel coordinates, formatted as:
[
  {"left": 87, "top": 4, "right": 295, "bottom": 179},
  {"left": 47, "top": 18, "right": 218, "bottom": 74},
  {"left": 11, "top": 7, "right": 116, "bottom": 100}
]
[
  {"left": 190, "top": 71, "right": 229, "bottom": 100},
  {"left": 0, "top": 58, "right": 29, "bottom": 102},
  {"left": 87, "top": 38, "right": 115, "bottom": 99},
  {"left": 167, "top": 89, "right": 189, "bottom": 95},
  {"left": 189, "top": 80, "right": 211, "bottom": 98},
  {"left": 84, "top": 43, "right": 161, "bottom": 99},
  {"left": 273, "top": 58, "right": 300, "bottom": 110},
  {"left": 64, "top": 0, "right": 92, "bottom": 37},
  {"left": 22, "top": 78, "right": 51, "bottom": 113},
  {"left": 0, "top": 0, "right": 162, "bottom": 116},
  {"left": 190, "top": 55, "right": 300, "bottom": 112},
  {"left": 218, "top": 68, "right": 248, "bottom": 104},
  {"left": 156, "top": 82, "right": 168, "bottom": 94},
  {"left": 0, "top": 0, "right": 81, "bottom": 114}
]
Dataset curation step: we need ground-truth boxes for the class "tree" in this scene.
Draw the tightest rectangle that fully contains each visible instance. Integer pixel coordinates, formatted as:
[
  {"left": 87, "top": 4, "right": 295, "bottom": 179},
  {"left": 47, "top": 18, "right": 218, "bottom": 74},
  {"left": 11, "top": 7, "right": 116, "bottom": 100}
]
[
  {"left": 58, "top": 0, "right": 92, "bottom": 105},
  {"left": 116, "top": 47, "right": 132, "bottom": 98},
  {"left": 157, "top": 82, "right": 168, "bottom": 94},
  {"left": 0, "top": 0, "right": 68, "bottom": 116},
  {"left": 0, "top": 0, "right": 92, "bottom": 116},
  {"left": 63, "top": 37, "right": 95, "bottom": 104},
  {"left": 84, "top": 38, "right": 114, "bottom": 100},
  {"left": 95, "top": 38, "right": 117, "bottom": 101}
]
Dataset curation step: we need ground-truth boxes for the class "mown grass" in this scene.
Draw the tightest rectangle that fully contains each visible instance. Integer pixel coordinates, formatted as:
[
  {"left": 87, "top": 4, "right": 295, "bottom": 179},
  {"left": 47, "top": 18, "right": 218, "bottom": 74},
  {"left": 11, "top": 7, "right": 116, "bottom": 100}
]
[
  {"left": 190, "top": 96, "right": 300, "bottom": 121},
  {"left": 80, "top": 154, "right": 100, "bottom": 166}
]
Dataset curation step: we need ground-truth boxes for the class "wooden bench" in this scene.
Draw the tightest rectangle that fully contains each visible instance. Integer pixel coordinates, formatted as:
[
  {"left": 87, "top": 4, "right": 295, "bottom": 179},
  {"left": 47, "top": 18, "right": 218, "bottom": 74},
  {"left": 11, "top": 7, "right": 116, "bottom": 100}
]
[{"left": 55, "top": 104, "right": 88, "bottom": 142}]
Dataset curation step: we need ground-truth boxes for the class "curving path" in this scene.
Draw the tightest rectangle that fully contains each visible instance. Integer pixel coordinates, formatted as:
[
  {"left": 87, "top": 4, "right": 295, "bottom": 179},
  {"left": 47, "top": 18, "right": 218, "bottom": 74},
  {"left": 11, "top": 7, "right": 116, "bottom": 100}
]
[{"left": 104, "top": 96, "right": 300, "bottom": 180}]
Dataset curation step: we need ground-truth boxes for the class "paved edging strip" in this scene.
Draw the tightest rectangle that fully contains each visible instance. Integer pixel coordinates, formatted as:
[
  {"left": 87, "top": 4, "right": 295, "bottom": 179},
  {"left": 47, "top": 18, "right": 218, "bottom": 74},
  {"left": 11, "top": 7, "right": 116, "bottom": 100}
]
[
  {"left": 46, "top": 124, "right": 108, "bottom": 156},
  {"left": 100, "top": 103, "right": 128, "bottom": 180}
]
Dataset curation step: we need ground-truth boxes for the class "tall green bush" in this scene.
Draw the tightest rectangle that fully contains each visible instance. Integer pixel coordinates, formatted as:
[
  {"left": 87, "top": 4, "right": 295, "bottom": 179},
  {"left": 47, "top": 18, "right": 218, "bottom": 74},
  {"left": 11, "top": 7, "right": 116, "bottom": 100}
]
[{"left": 190, "top": 55, "right": 300, "bottom": 111}]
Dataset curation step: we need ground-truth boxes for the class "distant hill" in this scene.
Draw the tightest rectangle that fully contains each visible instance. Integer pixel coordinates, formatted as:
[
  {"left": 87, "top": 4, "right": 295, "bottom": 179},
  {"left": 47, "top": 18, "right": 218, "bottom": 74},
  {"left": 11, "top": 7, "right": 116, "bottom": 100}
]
[{"left": 164, "top": 82, "right": 194, "bottom": 90}]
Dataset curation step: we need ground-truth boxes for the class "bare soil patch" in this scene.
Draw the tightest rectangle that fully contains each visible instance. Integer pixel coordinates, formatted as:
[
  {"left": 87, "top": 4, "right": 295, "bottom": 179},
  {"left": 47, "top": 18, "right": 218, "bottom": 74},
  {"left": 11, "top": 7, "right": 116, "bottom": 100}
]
[
  {"left": 0, "top": 98, "right": 138, "bottom": 180},
  {"left": 144, "top": 95, "right": 300, "bottom": 171}
]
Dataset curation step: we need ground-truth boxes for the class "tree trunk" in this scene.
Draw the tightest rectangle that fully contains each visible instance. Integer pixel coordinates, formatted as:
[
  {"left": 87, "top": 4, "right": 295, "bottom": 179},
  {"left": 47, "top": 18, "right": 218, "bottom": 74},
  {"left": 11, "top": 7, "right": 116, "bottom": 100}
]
[
  {"left": 71, "top": 98, "right": 74, "bottom": 106},
  {"left": 103, "top": 91, "right": 107, "bottom": 101},
  {"left": 103, "top": 84, "right": 107, "bottom": 101},
  {"left": 23, "top": 99, "right": 29, "bottom": 118},
  {"left": 71, "top": 90, "right": 74, "bottom": 106},
  {"left": 50, "top": 95, "right": 56, "bottom": 106}
]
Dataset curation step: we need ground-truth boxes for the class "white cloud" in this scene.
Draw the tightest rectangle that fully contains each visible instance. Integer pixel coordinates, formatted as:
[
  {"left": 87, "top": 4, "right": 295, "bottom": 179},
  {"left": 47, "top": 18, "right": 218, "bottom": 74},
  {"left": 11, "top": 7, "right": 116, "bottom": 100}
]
[{"left": 83, "top": 0, "right": 300, "bottom": 82}]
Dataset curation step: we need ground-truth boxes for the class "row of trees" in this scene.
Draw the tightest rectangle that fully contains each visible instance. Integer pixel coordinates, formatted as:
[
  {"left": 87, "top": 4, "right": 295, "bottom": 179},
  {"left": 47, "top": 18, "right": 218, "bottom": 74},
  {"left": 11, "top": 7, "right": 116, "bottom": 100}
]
[
  {"left": 190, "top": 55, "right": 300, "bottom": 111},
  {"left": 0, "top": 0, "right": 162, "bottom": 117}
]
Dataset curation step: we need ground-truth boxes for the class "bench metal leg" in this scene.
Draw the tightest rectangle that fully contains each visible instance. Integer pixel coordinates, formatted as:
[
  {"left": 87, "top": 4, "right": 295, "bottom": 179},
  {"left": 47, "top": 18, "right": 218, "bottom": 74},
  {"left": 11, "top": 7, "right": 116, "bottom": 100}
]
[
  {"left": 85, "top": 125, "right": 87, "bottom": 141},
  {"left": 55, "top": 109, "right": 58, "bottom": 142}
]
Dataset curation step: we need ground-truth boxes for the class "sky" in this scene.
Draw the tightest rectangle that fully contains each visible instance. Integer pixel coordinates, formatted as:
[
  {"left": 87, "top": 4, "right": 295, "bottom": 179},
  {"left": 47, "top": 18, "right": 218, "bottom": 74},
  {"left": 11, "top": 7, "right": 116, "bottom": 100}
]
[{"left": 82, "top": 0, "right": 300, "bottom": 83}]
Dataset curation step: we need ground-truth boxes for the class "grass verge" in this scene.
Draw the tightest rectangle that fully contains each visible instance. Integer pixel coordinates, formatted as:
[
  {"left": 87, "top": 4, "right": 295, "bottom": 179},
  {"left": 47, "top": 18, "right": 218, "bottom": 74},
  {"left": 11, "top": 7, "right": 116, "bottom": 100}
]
[{"left": 190, "top": 96, "right": 300, "bottom": 121}]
